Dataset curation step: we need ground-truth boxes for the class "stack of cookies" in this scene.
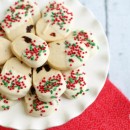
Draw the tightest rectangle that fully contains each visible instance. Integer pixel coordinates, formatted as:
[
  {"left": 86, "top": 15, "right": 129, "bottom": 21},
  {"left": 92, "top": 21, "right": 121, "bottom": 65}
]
[{"left": 0, "top": 0, "right": 99, "bottom": 117}]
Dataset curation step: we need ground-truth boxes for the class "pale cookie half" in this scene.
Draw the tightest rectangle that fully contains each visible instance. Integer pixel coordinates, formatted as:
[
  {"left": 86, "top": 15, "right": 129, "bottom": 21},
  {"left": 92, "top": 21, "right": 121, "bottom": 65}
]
[
  {"left": 67, "top": 30, "right": 99, "bottom": 57},
  {"left": 62, "top": 67, "right": 89, "bottom": 99},
  {"left": 11, "top": 33, "right": 50, "bottom": 68},
  {"left": 36, "top": 1, "right": 73, "bottom": 42},
  {"left": 0, "top": 57, "right": 32, "bottom": 100},
  {"left": 24, "top": 88, "right": 60, "bottom": 117},
  {"left": 7, "top": 0, "right": 41, "bottom": 24},
  {"left": 33, "top": 64, "right": 66, "bottom": 102},
  {"left": 0, "top": 37, "right": 13, "bottom": 65},
  {"left": 48, "top": 40, "right": 91, "bottom": 70},
  {"left": 1, "top": 9, "right": 35, "bottom": 41}
]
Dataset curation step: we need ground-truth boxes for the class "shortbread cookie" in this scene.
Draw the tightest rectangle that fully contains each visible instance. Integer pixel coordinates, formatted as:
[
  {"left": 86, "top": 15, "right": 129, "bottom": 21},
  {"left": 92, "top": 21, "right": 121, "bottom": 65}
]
[
  {"left": 36, "top": 1, "right": 73, "bottom": 42},
  {"left": 0, "top": 37, "right": 13, "bottom": 65},
  {"left": 62, "top": 67, "right": 89, "bottom": 99},
  {"left": 7, "top": 0, "right": 41, "bottom": 24},
  {"left": 33, "top": 64, "right": 66, "bottom": 102},
  {"left": 11, "top": 33, "right": 50, "bottom": 68},
  {"left": 24, "top": 88, "right": 60, "bottom": 117},
  {"left": 67, "top": 30, "right": 99, "bottom": 57},
  {"left": 1, "top": 9, "right": 35, "bottom": 41},
  {"left": 0, "top": 57, "right": 32, "bottom": 100},
  {"left": 0, "top": 93, "right": 17, "bottom": 111},
  {"left": 48, "top": 40, "right": 91, "bottom": 70}
]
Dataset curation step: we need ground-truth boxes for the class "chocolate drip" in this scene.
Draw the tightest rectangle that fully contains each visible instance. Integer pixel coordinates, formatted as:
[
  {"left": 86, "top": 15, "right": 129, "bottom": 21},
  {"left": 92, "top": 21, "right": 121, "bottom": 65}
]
[
  {"left": 44, "top": 64, "right": 51, "bottom": 72},
  {"left": 22, "top": 36, "right": 32, "bottom": 43},
  {"left": 36, "top": 66, "right": 43, "bottom": 73},
  {"left": 26, "top": 25, "right": 34, "bottom": 33}
]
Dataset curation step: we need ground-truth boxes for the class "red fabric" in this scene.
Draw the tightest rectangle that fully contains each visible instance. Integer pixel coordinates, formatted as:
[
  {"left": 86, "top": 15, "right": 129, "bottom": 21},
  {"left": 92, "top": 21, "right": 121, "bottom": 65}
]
[{"left": 0, "top": 79, "right": 130, "bottom": 130}]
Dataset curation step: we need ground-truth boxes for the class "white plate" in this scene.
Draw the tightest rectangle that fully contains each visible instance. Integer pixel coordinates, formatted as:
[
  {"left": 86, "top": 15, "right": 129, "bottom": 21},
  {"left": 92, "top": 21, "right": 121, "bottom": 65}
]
[{"left": 0, "top": 0, "right": 110, "bottom": 129}]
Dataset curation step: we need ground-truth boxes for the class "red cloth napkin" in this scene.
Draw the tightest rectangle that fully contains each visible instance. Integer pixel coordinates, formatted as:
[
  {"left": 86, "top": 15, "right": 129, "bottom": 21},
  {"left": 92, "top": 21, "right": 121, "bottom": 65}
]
[{"left": 0, "top": 79, "right": 130, "bottom": 130}]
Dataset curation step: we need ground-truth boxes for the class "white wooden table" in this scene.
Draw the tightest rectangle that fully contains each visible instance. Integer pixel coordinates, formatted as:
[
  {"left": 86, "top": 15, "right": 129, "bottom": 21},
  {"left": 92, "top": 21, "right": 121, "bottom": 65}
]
[{"left": 79, "top": 0, "right": 130, "bottom": 99}]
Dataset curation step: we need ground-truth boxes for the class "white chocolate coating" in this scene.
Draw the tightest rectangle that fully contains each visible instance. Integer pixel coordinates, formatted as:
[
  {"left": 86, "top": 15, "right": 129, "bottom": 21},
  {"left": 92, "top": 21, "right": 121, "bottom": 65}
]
[
  {"left": 0, "top": 93, "right": 17, "bottom": 111},
  {"left": 48, "top": 40, "right": 91, "bottom": 70},
  {"left": 36, "top": 1, "right": 73, "bottom": 42},
  {"left": 33, "top": 65, "right": 66, "bottom": 102},
  {"left": 24, "top": 90, "right": 60, "bottom": 117},
  {"left": 67, "top": 30, "right": 99, "bottom": 57},
  {"left": 11, "top": 33, "right": 50, "bottom": 68},
  {"left": 0, "top": 37, "right": 13, "bottom": 65},
  {"left": 1, "top": 9, "right": 35, "bottom": 41},
  {"left": 7, "top": 0, "right": 41, "bottom": 24},
  {"left": 62, "top": 67, "right": 89, "bottom": 99},
  {"left": 0, "top": 57, "right": 32, "bottom": 100}
]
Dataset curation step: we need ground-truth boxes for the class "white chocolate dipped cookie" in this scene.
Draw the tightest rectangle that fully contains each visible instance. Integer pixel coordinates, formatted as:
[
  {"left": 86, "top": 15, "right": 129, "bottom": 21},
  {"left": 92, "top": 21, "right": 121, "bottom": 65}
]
[
  {"left": 1, "top": 9, "right": 35, "bottom": 41},
  {"left": 0, "top": 37, "right": 13, "bottom": 65},
  {"left": 67, "top": 30, "right": 99, "bottom": 57},
  {"left": 48, "top": 40, "right": 91, "bottom": 70},
  {"left": 7, "top": 0, "right": 41, "bottom": 24},
  {"left": 36, "top": 1, "right": 73, "bottom": 42},
  {"left": 62, "top": 67, "right": 89, "bottom": 99},
  {"left": 0, "top": 57, "right": 32, "bottom": 100},
  {"left": 33, "top": 64, "right": 66, "bottom": 102},
  {"left": 0, "top": 93, "right": 18, "bottom": 111},
  {"left": 24, "top": 87, "right": 60, "bottom": 117},
  {"left": 11, "top": 33, "right": 50, "bottom": 68}
]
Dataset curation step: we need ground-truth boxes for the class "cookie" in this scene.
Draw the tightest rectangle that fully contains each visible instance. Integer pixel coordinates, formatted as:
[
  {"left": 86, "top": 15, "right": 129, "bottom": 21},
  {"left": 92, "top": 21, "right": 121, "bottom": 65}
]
[
  {"left": 11, "top": 33, "right": 50, "bottom": 68},
  {"left": 24, "top": 88, "right": 60, "bottom": 117},
  {"left": 0, "top": 93, "right": 17, "bottom": 111},
  {"left": 0, "top": 37, "right": 13, "bottom": 65},
  {"left": 7, "top": 0, "right": 41, "bottom": 24},
  {"left": 62, "top": 67, "right": 89, "bottom": 99},
  {"left": 67, "top": 30, "right": 99, "bottom": 57},
  {"left": 48, "top": 40, "right": 91, "bottom": 70},
  {"left": 36, "top": 1, "right": 73, "bottom": 42},
  {"left": 1, "top": 9, "right": 35, "bottom": 41},
  {"left": 0, "top": 57, "right": 32, "bottom": 100},
  {"left": 33, "top": 64, "right": 66, "bottom": 102}
]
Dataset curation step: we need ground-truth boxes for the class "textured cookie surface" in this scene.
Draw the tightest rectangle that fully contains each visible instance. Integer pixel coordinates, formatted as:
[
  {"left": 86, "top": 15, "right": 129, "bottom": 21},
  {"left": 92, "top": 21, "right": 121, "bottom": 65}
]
[
  {"left": 7, "top": 0, "right": 41, "bottom": 24},
  {"left": 11, "top": 33, "right": 50, "bottom": 68},
  {"left": 33, "top": 64, "right": 66, "bottom": 102},
  {"left": 0, "top": 37, "right": 13, "bottom": 65},
  {"left": 0, "top": 57, "right": 32, "bottom": 100},
  {"left": 48, "top": 40, "right": 91, "bottom": 70},
  {"left": 36, "top": 1, "right": 73, "bottom": 42},
  {"left": 24, "top": 88, "right": 60, "bottom": 117},
  {"left": 62, "top": 67, "right": 89, "bottom": 99},
  {"left": 1, "top": 9, "right": 35, "bottom": 41}
]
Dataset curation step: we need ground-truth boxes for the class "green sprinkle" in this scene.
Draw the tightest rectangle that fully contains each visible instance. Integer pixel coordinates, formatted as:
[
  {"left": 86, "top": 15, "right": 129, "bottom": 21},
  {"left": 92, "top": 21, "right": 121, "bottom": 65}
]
[
  {"left": 86, "top": 89, "right": 89, "bottom": 91},
  {"left": 31, "top": 56, "right": 34, "bottom": 60},
  {"left": 44, "top": 106, "right": 49, "bottom": 108},
  {"left": 51, "top": 96, "right": 57, "bottom": 99},
  {"left": 97, "top": 46, "right": 99, "bottom": 50},
  {"left": 50, "top": 90, "right": 53, "bottom": 94},
  {"left": 69, "top": 78, "right": 74, "bottom": 83},
  {"left": 66, "top": 29, "right": 69, "bottom": 32},
  {"left": 72, "top": 95, "right": 75, "bottom": 98},
  {"left": 80, "top": 89, "right": 83, "bottom": 94},
  {"left": 2, "top": 80, "right": 8, "bottom": 87}
]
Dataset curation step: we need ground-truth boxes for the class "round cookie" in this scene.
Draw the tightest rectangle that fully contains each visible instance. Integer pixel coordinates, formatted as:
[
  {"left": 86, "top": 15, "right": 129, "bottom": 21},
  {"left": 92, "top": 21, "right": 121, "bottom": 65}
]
[
  {"left": 36, "top": 1, "right": 73, "bottom": 42},
  {"left": 7, "top": 0, "right": 41, "bottom": 24},
  {"left": 62, "top": 67, "right": 89, "bottom": 99},
  {"left": 11, "top": 33, "right": 50, "bottom": 68},
  {"left": 48, "top": 40, "right": 91, "bottom": 70},
  {"left": 0, "top": 57, "right": 32, "bottom": 100},
  {"left": 1, "top": 9, "right": 35, "bottom": 41},
  {"left": 24, "top": 88, "right": 60, "bottom": 117},
  {"left": 33, "top": 64, "right": 66, "bottom": 102},
  {"left": 0, "top": 93, "right": 17, "bottom": 111},
  {"left": 0, "top": 37, "right": 13, "bottom": 65},
  {"left": 67, "top": 30, "right": 99, "bottom": 57}
]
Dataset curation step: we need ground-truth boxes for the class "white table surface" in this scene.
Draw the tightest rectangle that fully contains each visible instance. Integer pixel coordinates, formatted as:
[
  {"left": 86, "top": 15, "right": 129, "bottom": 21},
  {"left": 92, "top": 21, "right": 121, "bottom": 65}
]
[{"left": 79, "top": 0, "right": 130, "bottom": 99}]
